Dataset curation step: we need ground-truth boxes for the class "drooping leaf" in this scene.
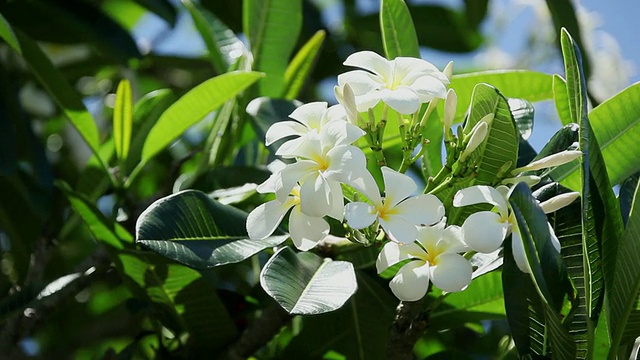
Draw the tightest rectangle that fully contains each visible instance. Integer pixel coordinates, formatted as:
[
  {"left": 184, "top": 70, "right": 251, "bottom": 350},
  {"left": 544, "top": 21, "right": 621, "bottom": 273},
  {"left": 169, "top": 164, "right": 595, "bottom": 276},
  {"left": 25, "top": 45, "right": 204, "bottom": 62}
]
[
  {"left": 243, "top": 0, "right": 302, "bottom": 96},
  {"left": 450, "top": 70, "right": 553, "bottom": 122},
  {"left": 117, "top": 252, "right": 237, "bottom": 350},
  {"left": 0, "top": 12, "right": 20, "bottom": 54},
  {"left": 113, "top": 79, "right": 133, "bottom": 166},
  {"left": 260, "top": 247, "right": 357, "bottom": 315},
  {"left": 136, "top": 190, "right": 282, "bottom": 268},
  {"left": 280, "top": 271, "right": 395, "bottom": 359},
  {"left": 13, "top": 31, "right": 102, "bottom": 163},
  {"left": 608, "top": 178, "right": 640, "bottom": 356},
  {"left": 283, "top": 30, "right": 326, "bottom": 100},
  {"left": 57, "top": 181, "right": 133, "bottom": 249},
  {"left": 139, "top": 71, "right": 263, "bottom": 166},
  {"left": 380, "top": 0, "right": 420, "bottom": 59}
]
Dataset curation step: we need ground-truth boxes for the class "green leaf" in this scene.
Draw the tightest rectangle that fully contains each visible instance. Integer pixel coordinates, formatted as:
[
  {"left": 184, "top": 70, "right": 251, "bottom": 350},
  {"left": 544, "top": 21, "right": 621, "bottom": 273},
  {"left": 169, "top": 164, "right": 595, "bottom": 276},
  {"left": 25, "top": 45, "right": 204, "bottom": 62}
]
[
  {"left": 608, "top": 178, "right": 640, "bottom": 356},
  {"left": 509, "top": 182, "right": 576, "bottom": 359},
  {"left": 58, "top": 181, "right": 133, "bottom": 249},
  {"left": 113, "top": 79, "right": 133, "bottom": 166},
  {"left": 260, "top": 247, "right": 357, "bottom": 315},
  {"left": 246, "top": 97, "right": 301, "bottom": 148},
  {"left": 139, "top": 71, "right": 263, "bottom": 166},
  {"left": 243, "top": 0, "right": 302, "bottom": 96},
  {"left": 553, "top": 74, "right": 572, "bottom": 125},
  {"left": 283, "top": 30, "right": 326, "bottom": 100},
  {"left": 281, "top": 271, "right": 396, "bottom": 359},
  {"left": 0, "top": 12, "right": 20, "bottom": 54},
  {"left": 450, "top": 70, "right": 553, "bottom": 123},
  {"left": 508, "top": 98, "right": 534, "bottom": 140},
  {"left": 619, "top": 173, "right": 639, "bottom": 225},
  {"left": 117, "top": 252, "right": 237, "bottom": 350},
  {"left": 13, "top": 31, "right": 102, "bottom": 162},
  {"left": 558, "top": 30, "right": 623, "bottom": 330},
  {"left": 136, "top": 190, "right": 283, "bottom": 268},
  {"left": 380, "top": 0, "right": 420, "bottom": 59},
  {"left": 183, "top": 0, "right": 246, "bottom": 73}
]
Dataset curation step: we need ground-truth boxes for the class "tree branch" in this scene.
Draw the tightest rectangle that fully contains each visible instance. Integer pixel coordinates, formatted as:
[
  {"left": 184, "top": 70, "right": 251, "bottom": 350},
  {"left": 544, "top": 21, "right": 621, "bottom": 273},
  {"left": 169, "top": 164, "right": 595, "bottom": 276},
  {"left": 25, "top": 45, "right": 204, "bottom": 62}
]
[
  {"left": 386, "top": 301, "right": 430, "bottom": 360},
  {"left": 220, "top": 302, "right": 291, "bottom": 360}
]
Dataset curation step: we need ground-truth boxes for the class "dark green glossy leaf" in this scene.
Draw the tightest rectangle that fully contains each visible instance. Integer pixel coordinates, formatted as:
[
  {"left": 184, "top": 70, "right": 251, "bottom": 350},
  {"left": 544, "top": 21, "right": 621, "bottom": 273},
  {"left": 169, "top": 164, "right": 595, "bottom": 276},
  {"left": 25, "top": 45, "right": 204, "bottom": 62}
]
[
  {"left": 280, "top": 271, "right": 395, "bottom": 358},
  {"left": 139, "top": 71, "right": 263, "bottom": 166},
  {"left": 113, "top": 79, "right": 133, "bottom": 166},
  {"left": 608, "top": 178, "right": 640, "bottom": 356},
  {"left": 243, "top": 0, "right": 302, "bottom": 96},
  {"left": 136, "top": 190, "right": 283, "bottom": 268},
  {"left": 509, "top": 182, "right": 576, "bottom": 359},
  {"left": 380, "top": 0, "right": 420, "bottom": 59},
  {"left": 246, "top": 97, "right": 301, "bottom": 148},
  {"left": 260, "top": 247, "right": 357, "bottom": 315},
  {"left": 283, "top": 30, "right": 325, "bottom": 100},
  {"left": 58, "top": 181, "right": 133, "bottom": 249},
  {"left": 619, "top": 173, "right": 640, "bottom": 226}
]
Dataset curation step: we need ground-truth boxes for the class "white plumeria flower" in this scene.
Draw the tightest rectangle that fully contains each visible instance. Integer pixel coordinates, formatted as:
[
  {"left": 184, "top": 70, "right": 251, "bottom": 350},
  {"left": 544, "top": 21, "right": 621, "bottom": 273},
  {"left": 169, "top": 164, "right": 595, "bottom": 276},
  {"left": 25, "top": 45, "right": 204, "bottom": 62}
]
[
  {"left": 265, "top": 102, "right": 347, "bottom": 156},
  {"left": 260, "top": 121, "right": 367, "bottom": 218},
  {"left": 337, "top": 51, "right": 449, "bottom": 114},
  {"left": 376, "top": 220, "right": 472, "bottom": 301},
  {"left": 453, "top": 185, "right": 574, "bottom": 273},
  {"left": 246, "top": 186, "right": 340, "bottom": 251},
  {"left": 344, "top": 166, "right": 445, "bottom": 244}
]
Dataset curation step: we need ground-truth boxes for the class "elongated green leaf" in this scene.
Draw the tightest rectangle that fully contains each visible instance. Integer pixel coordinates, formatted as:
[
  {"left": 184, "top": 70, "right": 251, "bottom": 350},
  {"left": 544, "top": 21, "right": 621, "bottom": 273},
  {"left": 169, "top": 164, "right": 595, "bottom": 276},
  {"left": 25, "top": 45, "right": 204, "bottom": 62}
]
[
  {"left": 619, "top": 174, "right": 639, "bottom": 225},
  {"left": 545, "top": 0, "right": 591, "bottom": 82},
  {"left": 450, "top": 70, "right": 553, "bottom": 122},
  {"left": 281, "top": 271, "right": 395, "bottom": 359},
  {"left": 113, "top": 79, "right": 133, "bottom": 165},
  {"left": 559, "top": 30, "right": 623, "bottom": 330},
  {"left": 183, "top": 0, "right": 246, "bottom": 73},
  {"left": 58, "top": 181, "right": 133, "bottom": 249},
  {"left": 608, "top": 179, "right": 640, "bottom": 356},
  {"left": 117, "top": 252, "right": 237, "bottom": 350},
  {"left": 14, "top": 31, "right": 101, "bottom": 159},
  {"left": 283, "top": 30, "right": 325, "bottom": 100},
  {"left": 553, "top": 74, "right": 572, "bottom": 125},
  {"left": 260, "top": 247, "right": 357, "bottom": 315},
  {"left": 509, "top": 182, "right": 576, "bottom": 359},
  {"left": 243, "top": 0, "right": 302, "bottom": 96},
  {"left": 0, "top": 12, "right": 20, "bottom": 54},
  {"left": 140, "top": 71, "right": 263, "bottom": 164},
  {"left": 380, "top": 0, "right": 420, "bottom": 59}
]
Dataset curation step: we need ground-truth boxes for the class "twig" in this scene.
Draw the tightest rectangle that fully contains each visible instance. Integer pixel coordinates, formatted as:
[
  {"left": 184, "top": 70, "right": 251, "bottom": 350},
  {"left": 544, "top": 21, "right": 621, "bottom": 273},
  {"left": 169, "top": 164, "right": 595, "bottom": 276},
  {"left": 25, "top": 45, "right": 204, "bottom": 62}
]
[
  {"left": 219, "top": 302, "right": 291, "bottom": 360},
  {"left": 386, "top": 301, "right": 430, "bottom": 360}
]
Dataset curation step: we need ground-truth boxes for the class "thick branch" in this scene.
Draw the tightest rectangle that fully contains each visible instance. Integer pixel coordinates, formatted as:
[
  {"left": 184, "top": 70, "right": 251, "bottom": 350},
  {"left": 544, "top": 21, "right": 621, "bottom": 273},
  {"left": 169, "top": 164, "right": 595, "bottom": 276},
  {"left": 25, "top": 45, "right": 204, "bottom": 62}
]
[
  {"left": 220, "top": 303, "right": 291, "bottom": 360},
  {"left": 386, "top": 301, "right": 430, "bottom": 360}
]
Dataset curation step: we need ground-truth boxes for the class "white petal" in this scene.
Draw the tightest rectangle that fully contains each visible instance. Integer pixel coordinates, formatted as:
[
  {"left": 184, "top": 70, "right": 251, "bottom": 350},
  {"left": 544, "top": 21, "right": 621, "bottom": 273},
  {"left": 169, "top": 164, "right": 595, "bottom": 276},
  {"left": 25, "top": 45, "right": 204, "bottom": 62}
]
[
  {"left": 441, "top": 225, "right": 467, "bottom": 253},
  {"left": 265, "top": 121, "right": 307, "bottom": 146},
  {"left": 289, "top": 206, "right": 329, "bottom": 251},
  {"left": 376, "top": 241, "right": 425, "bottom": 273},
  {"left": 461, "top": 211, "right": 509, "bottom": 253},
  {"left": 337, "top": 70, "right": 381, "bottom": 95},
  {"left": 411, "top": 76, "right": 448, "bottom": 102},
  {"left": 416, "top": 223, "right": 445, "bottom": 251},
  {"left": 256, "top": 171, "right": 279, "bottom": 194},
  {"left": 380, "top": 215, "right": 418, "bottom": 244},
  {"left": 511, "top": 229, "right": 531, "bottom": 273},
  {"left": 327, "top": 179, "right": 345, "bottom": 221},
  {"left": 246, "top": 198, "right": 296, "bottom": 239},
  {"left": 393, "top": 194, "right": 445, "bottom": 227},
  {"left": 276, "top": 161, "right": 318, "bottom": 201},
  {"left": 393, "top": 57, "right": 446, "bottom": 84},
  {"left": 539, "top": 192, "right": 580, "bottom": 214},
  {"left": 289, "top": 102, "right": 328, "bottom": 129},
  {"left": 354, "top": 91, "right": 382, "bottom": 112},
  {"left": 275, "top": 136, "right": 307, "bottom": 158},
  {"left": 430, "top": 253, "right": 472, "bottom": 292},
  {"left": 379, "top": 87, "right": 421, "bottom": 114},
  {"left": 325, "top": 145, "right": 368, "bottom": 182},
  {"left": 334, "top": 84, "right": 359, "bottom": 125},
  {"left": 344, "top": 202, "right": 377, "bottom": 229},
  {"left": 323, "top": 104, "right": 347, "bottom": 126},
  {"left": 381, "top": 166, "right": 417, "bottom": 208},
  {"left": 347, "top": 169, "right": 382, "bottom": 206},
  {"left": 320, "top": 121, "right": 365, "bottom": 149},
  {"left": 285, "top": 132, "right": 323, "bottom": 160},
  {"left": 453, "top": 185, "right": 509, "bottom": 218},
  {"left": 343, "top": 51, "right": 392, "bottom": 79},
  {"left": 389, "top": 261, "right": 431, "bottom": 301},
  {"left": 299, "top": 173, "right": 332, "bottom": 217}
]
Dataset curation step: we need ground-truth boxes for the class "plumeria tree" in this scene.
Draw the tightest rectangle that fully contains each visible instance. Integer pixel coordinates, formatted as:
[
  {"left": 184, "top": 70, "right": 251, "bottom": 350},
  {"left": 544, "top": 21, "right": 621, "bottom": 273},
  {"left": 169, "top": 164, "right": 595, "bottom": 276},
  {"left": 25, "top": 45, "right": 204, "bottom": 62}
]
[{"left": 1, "top": 0, "right": 640, "bottom": 359}]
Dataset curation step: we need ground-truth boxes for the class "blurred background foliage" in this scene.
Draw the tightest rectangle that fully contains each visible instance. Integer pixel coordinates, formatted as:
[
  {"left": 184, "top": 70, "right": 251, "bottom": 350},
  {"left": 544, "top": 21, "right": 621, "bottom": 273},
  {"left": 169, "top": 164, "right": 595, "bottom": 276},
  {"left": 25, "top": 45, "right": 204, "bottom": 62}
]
[{"left": 0, "top": 0, "right": 636, "bottom": 358}]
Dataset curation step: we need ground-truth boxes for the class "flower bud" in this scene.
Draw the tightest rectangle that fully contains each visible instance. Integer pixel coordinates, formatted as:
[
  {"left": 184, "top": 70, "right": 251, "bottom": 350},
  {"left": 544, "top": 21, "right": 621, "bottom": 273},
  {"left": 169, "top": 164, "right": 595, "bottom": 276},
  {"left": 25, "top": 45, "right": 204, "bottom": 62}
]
[
  {"left": 334, "top": 83, "right": 359, "bottom": 125},
  {"left": 512, "top": 150, "right": 582, "bottom": 174},
  {"left": 460, "top": 121, "right": 488, "bottom": 161},
  {"left": 443, "top": 61, "right": 454, "bottom": 81},
  {"left": 501, "top": 175, "right": 541, "bottom": 187},
  {"left": 539, "top": 192, "right": 580, "bottom": 214},
  {"left": 443, "top": 89, "right": 457, "bottom": 131}
]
